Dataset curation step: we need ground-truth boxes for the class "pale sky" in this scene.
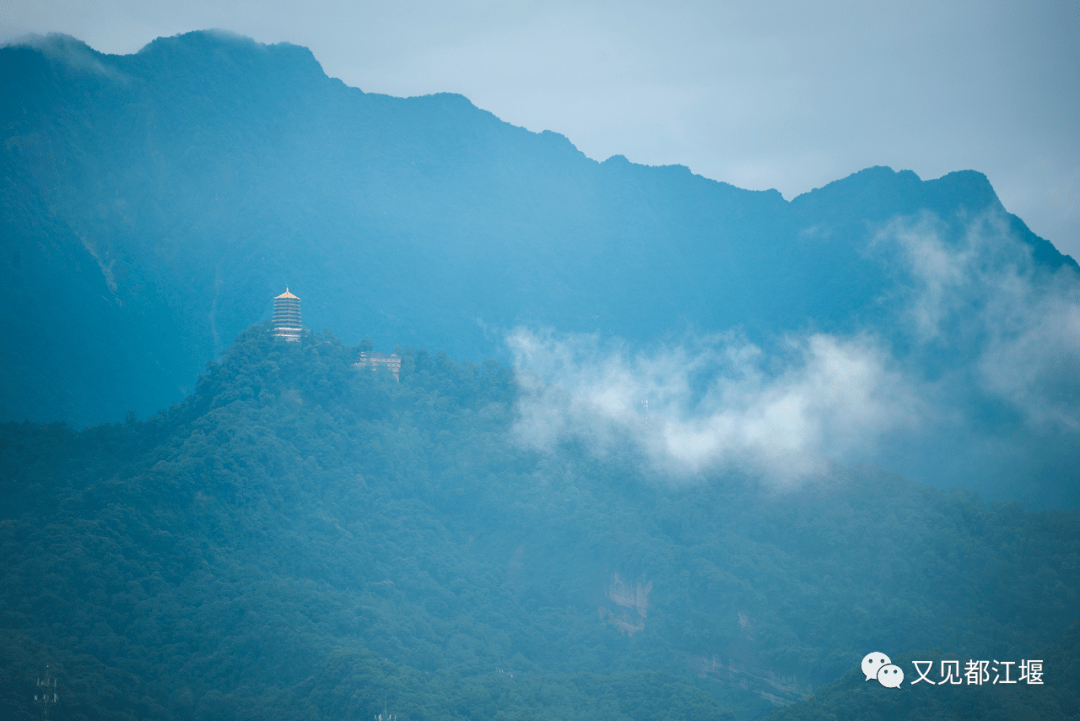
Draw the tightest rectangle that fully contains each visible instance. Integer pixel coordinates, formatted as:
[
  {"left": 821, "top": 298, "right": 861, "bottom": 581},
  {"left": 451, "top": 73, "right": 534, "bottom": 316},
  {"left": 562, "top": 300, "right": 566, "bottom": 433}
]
[{"left": 3, "top": 0, "right": 1078, "bottom": 259}]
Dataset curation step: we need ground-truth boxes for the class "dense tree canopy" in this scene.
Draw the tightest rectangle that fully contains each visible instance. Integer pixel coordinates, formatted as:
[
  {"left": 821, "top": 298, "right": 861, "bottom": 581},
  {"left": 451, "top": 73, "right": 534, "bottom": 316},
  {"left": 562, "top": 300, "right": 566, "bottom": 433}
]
[{"left": 1, "top": 326, "right": 1077, "bottom": 720}]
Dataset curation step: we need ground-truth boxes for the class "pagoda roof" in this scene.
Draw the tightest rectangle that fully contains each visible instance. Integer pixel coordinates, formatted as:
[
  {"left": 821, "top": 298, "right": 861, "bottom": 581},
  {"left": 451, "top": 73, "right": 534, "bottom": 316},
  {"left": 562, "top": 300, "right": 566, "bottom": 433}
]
[{"left": 275, "top": 287, "right": 299, "bottom": 300}]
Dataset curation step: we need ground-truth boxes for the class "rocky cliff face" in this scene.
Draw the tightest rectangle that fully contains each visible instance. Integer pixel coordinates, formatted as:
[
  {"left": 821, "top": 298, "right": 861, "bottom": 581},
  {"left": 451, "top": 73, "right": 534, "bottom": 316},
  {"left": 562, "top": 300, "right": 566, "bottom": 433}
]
[{"left": 599, "top": 573, "right": 652, "bottom": 635}]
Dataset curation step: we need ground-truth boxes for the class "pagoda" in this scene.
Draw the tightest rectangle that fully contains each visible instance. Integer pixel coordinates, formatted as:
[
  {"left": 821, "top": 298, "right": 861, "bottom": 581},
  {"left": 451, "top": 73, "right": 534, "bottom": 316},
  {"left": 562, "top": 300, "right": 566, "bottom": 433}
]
[{"left": 272, "top": 288, "right": 303, "bottom": 341}]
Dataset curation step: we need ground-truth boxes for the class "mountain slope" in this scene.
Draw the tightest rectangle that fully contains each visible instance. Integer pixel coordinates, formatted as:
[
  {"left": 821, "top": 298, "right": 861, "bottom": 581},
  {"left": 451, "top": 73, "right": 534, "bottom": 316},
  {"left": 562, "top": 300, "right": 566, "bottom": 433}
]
[
  {"left": 2, "top": 31, "right": 1074, "bottom": 431},
  {"left": 1, "top": 327, "right": 1078, "bottom": 720}
]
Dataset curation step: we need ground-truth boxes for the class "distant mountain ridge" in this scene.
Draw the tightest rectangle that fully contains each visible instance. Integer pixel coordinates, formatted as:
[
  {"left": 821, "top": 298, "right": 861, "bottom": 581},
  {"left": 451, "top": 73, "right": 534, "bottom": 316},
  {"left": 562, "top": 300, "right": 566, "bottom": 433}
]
[{"left": 3, "top": 30, "right": 1073, "bottom": 430}]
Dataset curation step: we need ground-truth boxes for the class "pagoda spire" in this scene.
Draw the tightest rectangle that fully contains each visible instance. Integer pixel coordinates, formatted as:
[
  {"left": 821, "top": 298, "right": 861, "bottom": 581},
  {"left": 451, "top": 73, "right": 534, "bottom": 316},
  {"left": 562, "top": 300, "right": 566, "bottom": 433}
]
[{"left": 272, "top": 288, "right": 303, "bottom": 341}]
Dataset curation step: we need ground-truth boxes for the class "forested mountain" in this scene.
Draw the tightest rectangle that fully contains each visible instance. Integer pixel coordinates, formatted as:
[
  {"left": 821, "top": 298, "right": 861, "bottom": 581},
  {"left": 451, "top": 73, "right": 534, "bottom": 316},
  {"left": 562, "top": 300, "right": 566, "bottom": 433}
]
[
  {"left": 1, "top": 328, "right": 1077, "bottom": 720},
  {"left": 2, "top": 29, "right": 1079, "bottom": 719},
  {"left": 5, "top": 32, "right": 1079, "bottom": 509},
  {"left": 2, "top": 31, "right": 1073, "bottom": 429}
]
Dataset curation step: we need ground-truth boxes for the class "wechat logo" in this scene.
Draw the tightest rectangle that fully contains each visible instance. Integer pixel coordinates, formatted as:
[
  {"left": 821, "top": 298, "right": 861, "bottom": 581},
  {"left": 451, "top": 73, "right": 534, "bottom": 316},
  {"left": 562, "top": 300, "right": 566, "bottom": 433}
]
[{"left": 862, "top": 652, "right": 904, "bottom": 688}]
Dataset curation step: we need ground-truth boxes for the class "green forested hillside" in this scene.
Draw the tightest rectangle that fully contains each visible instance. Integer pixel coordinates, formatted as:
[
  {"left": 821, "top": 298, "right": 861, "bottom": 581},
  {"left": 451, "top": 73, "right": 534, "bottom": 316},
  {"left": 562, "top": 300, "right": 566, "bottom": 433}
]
[{"left": 1, "top": 328, "right": 1077, "bottom": 720}]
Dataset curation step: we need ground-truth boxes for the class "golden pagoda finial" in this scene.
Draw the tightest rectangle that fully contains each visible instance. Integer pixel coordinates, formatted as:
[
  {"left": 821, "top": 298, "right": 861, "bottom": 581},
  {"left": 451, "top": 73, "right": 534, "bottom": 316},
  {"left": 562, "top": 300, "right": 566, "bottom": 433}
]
[{"left": 275, "top": 287, "right": 299, "bottom": 300}]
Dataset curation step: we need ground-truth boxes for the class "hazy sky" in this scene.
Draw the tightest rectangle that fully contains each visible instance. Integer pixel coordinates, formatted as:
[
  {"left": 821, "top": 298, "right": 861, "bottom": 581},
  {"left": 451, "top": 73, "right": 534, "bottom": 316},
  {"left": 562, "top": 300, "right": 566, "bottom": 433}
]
[{"left": 4, "top": 0, "right": 1078, "bottom": 258}]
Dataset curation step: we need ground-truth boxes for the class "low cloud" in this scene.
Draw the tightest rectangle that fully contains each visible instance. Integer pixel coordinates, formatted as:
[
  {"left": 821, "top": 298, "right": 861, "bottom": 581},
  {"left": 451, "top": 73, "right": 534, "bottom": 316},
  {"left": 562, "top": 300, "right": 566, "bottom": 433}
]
[
  {"left": 509, "top": 328, "right": 919, "bottom": 483},
  {"left": 880, "top": 212, "right": 1080, "bottom": 431},
  {"left": 510, "top": 211, "right": 1080, "bottom": 497},
  {"left": 979, "top": 290, "right": 1080, "bottom": 430},
  {"left": 5, "top": 33, "right": 127, "bottom": 80}
]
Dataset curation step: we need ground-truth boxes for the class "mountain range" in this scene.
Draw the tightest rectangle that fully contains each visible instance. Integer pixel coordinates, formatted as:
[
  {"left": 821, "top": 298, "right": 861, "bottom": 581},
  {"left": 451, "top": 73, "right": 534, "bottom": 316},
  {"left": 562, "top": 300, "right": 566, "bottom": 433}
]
[
  {"left": 2, "top": 30, "right": 1072, "bottom": 420},
  {"left": 3, "top": 29, "right": 1080, "bottom": 721}
]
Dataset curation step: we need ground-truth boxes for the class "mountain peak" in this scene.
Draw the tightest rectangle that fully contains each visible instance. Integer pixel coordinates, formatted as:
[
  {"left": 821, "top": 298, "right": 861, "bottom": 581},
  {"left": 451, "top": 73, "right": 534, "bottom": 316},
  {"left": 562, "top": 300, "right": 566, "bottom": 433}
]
[
  {"left": 129, "top": 30, "right": 327, "bottom": 81},
  {"left": 2, "top": 32, "right": 118, "bottom": 78}
]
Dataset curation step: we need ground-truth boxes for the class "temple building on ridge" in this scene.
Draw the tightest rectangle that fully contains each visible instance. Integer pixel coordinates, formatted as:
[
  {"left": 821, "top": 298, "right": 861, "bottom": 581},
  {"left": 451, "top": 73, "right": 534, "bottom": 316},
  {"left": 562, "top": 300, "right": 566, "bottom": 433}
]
[
  {"left": 354, "top": 352, "right": 401, "bottom": 381},
  {"left": 270, "top": 287, "right": 398, "bottom": 377},
  {"left": 272, "top": 288, "right": 303, "bottom": 341}
]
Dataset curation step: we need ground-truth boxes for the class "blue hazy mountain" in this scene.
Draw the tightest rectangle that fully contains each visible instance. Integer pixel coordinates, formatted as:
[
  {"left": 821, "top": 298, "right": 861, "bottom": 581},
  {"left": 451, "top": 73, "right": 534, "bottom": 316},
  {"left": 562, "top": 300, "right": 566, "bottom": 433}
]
[
  {"left": 2, "top": 32, "right": 1079, "bottom": 719},
  {"left": 2, "top": 31, "right": 1078, "bottom": 508},
  {"left": 3, "top": 31, "right": 1072, "bottom": 423}
]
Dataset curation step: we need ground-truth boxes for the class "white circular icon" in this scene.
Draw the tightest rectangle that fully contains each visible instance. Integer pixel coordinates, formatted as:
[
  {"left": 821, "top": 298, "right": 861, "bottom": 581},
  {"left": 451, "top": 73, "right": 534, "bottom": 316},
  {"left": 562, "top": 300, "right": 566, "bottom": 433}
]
[
  {"left": 877, "top": 663, "right": 904, "bottom": 688},
  {"left": 861, "top": 652, "right": 891, "bottom": 681}
]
